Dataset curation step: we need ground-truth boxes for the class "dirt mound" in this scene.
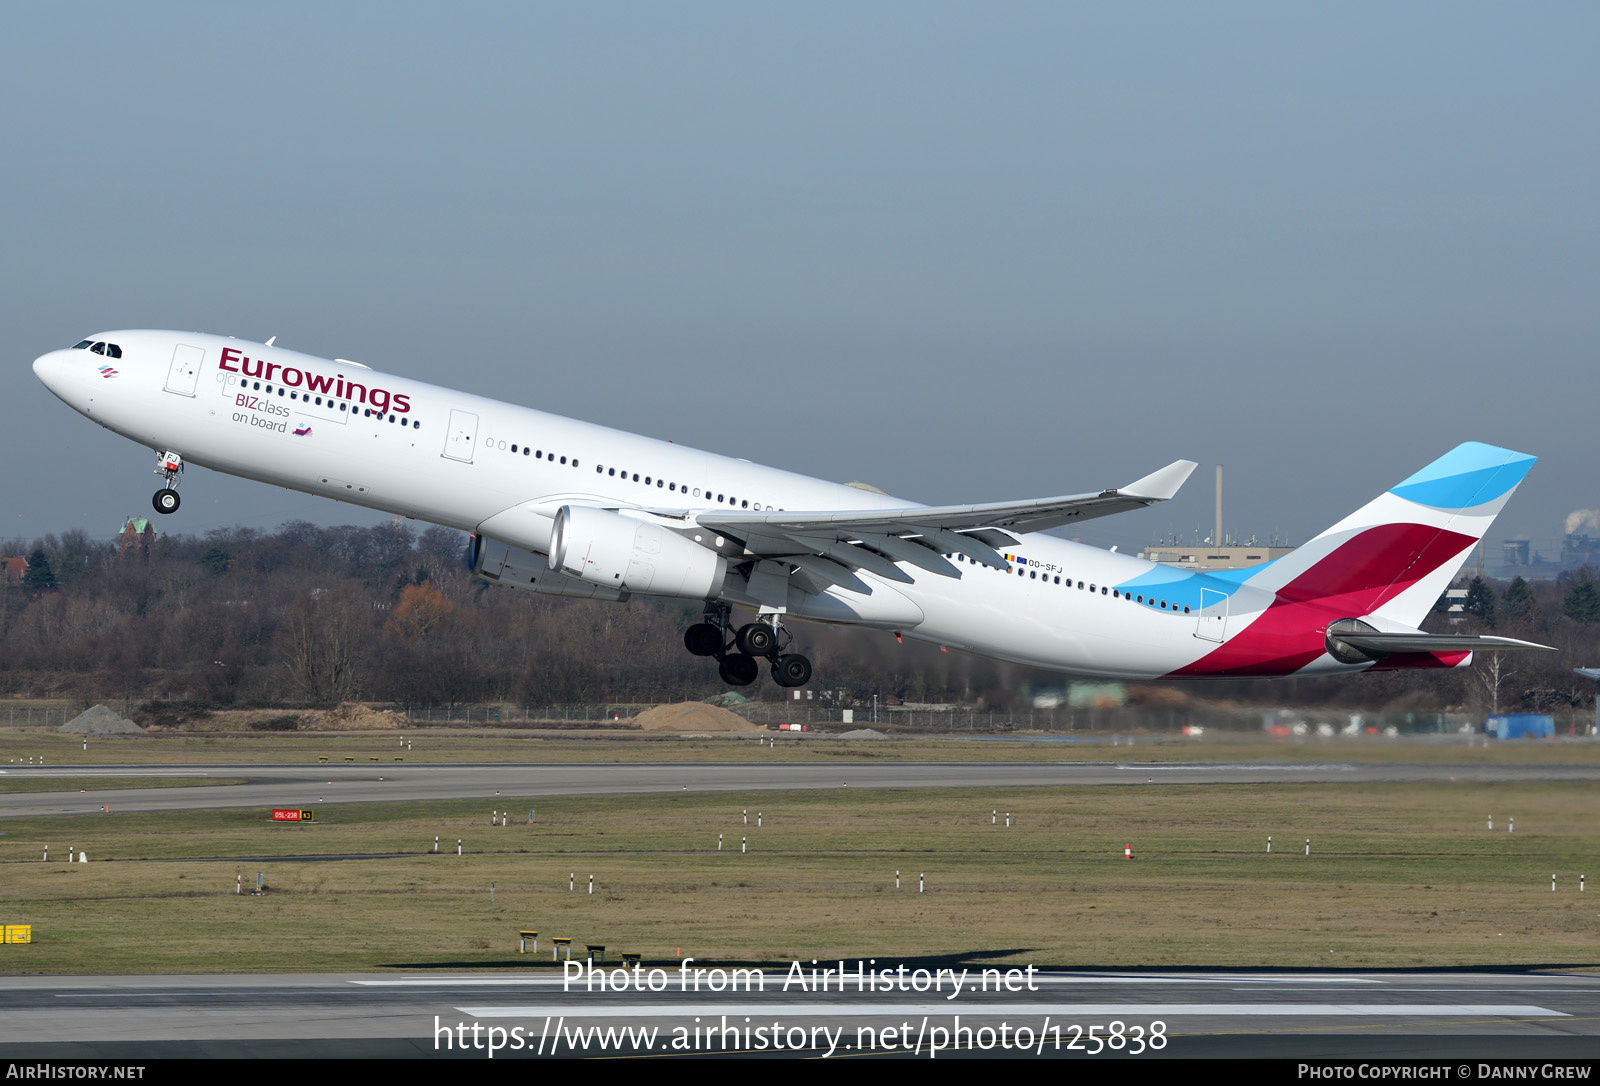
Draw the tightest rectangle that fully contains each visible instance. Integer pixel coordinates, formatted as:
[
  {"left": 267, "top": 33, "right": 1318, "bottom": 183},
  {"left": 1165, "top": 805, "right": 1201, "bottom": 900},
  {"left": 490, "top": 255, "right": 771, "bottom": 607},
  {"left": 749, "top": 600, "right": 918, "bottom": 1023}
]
[
  {"left": 302, "top": 703, "right": 407, "bottom": 730},
  {"left": 837, "top": 728, "right": 889, "bottom": 739},
  {"left": 633, "top": 702, "right": 761, "bottom": 733},
  {"left": 60, "top": 705, "right": 145, "bottom": 735}
]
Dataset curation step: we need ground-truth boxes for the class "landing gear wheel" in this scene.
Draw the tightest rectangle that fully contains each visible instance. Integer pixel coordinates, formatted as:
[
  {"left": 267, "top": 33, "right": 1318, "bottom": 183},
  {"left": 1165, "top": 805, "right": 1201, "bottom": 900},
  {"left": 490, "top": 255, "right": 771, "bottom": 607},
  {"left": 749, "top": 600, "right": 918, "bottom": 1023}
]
[
  {"left": 718, "top": 653, "right": 760, "bottom": 687},
  {"left": 683, "top": 623, "right": 724, "bottom": 657},
  {"left": 153, "top": 488, "right": 181, "bottom": 515},
  {"left": 771, "top": 653, "right": 812, "bottom": 688},
  {"left": 736, "top": 622, "right": 777, "bottom": 657}
]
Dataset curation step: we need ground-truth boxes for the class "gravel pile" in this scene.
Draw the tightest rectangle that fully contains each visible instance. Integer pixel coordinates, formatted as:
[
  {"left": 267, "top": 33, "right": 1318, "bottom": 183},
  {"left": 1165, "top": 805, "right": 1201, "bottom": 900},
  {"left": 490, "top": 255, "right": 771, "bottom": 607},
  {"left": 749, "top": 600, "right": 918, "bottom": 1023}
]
[{"left": 59, "top": 705, "right": 145, "bottom": 735}]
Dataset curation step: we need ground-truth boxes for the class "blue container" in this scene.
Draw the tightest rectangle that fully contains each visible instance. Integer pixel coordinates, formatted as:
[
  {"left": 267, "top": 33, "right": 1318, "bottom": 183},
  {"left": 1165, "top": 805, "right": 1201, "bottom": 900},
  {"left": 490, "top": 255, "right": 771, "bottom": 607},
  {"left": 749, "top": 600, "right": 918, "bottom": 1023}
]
[{"left": 1486, "top": 714, "right": 1554, "bottom": 739}]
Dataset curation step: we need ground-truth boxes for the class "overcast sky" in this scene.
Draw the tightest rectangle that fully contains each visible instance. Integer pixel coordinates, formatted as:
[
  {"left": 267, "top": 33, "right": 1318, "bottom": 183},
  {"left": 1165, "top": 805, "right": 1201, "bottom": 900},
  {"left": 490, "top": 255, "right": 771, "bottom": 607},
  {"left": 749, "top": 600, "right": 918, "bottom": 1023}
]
[{"left": 3, "top": 4, "right": 1595, "bottom": 558}]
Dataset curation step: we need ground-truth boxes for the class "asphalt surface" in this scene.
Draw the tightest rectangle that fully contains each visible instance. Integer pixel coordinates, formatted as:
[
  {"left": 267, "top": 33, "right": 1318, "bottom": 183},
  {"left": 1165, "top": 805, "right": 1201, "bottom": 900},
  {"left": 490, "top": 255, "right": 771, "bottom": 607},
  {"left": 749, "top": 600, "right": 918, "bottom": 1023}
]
[
  {"left": 5, "top": 760, "right": 1600, "bottom": 817},
  {"left": 0, "top": 969, "right": 1596, "bottom": 1059}
]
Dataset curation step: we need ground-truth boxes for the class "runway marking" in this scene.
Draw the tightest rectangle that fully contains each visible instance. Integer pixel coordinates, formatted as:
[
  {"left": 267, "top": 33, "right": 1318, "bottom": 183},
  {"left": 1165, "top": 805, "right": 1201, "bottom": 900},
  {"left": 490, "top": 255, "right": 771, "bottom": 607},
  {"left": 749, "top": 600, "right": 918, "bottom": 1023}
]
[
  {"left": 1240, "top": 987, "right": 1600, "bottom": 994},
  {"left": 455, "top": 1003, "right": 1567, "bottom": 1019},
  {"left": 1118, "top": 764, "right": 1355, "bottom": 772},
  {"left": 355, "top": 978, "right": 575, "bottom": 987},
  {"left": 354, "top": 974, "right": 1384, "bottom": 988}
]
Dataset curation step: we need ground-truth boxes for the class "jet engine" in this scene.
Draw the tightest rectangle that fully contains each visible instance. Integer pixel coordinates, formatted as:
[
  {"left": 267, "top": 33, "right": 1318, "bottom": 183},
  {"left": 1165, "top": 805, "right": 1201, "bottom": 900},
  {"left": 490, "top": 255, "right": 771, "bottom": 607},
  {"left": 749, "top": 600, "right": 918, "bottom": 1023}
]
[
  {"left": 550, "top": 505, "right": 728, "bottom": 599},
  {"left": 471, "top": 535, "right": 627, "bottom": 600}
]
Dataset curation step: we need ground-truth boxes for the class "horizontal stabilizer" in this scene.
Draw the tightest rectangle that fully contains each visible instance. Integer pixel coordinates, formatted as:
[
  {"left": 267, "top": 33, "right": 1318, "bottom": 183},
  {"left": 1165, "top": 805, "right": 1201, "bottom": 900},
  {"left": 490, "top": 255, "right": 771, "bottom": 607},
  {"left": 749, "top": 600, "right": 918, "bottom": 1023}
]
[{"left": 1335, "top": 631, "right": 1555, "bottom": 655}]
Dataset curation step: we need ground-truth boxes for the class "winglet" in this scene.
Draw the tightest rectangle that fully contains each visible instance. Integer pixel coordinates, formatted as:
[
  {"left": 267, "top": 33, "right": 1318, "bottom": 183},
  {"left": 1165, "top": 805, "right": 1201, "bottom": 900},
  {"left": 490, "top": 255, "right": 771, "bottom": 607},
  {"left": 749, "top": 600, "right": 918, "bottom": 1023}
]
[{"left": 1121, "top": 460, "right": 1198, "bottom": 502}]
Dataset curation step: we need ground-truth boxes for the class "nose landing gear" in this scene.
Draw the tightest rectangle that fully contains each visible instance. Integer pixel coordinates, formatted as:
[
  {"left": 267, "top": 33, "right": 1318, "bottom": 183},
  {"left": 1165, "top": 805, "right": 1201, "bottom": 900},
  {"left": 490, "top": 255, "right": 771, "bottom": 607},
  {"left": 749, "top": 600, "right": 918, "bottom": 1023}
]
[
  {"left": 686, "top": 605, "right": 812, "bottom": 688},
  {"left": 151, "top": 450, "right": 184, "bottom": 515}
]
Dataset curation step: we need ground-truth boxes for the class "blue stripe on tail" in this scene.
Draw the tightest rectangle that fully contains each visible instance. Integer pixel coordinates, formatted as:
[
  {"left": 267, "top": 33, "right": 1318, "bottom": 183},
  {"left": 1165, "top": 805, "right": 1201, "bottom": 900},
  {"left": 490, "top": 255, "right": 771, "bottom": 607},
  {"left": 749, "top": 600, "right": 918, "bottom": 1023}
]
[{"left": 1388, "top": 442, "right": 1536, "bottom": 511}]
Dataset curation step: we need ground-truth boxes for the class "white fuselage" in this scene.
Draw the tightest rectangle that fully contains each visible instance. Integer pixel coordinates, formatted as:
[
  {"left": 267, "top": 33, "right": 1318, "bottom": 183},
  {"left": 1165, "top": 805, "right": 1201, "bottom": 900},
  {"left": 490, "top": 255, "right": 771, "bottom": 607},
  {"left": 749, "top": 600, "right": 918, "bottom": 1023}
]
[{"left": 33, "top": 330, "right": 1284, "bottom": 680}]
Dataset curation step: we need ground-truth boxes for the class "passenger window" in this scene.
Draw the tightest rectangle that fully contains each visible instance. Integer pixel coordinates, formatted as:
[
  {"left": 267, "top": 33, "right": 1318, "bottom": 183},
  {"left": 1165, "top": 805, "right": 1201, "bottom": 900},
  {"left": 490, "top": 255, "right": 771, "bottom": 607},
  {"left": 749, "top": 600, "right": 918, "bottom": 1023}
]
[
  {"left": 609, "top": 468, "right": 615, "bottom": 476},
  {"left": 560, "top": 456, "right": 567, "bottom": 465}
]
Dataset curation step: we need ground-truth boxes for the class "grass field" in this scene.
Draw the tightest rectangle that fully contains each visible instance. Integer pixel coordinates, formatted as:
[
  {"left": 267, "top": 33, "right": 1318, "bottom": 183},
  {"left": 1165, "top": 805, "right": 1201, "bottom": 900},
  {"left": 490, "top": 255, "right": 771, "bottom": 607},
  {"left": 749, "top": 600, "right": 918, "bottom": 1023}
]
[
  {"left": 2, "top": 780, "right": 1597, "bottom": 975},
  {"left": 0, "top": 777, "right": 247, "bottom": 794},
  {"left": 2, "top": 727, "right": 1598, "bottom": 767}
]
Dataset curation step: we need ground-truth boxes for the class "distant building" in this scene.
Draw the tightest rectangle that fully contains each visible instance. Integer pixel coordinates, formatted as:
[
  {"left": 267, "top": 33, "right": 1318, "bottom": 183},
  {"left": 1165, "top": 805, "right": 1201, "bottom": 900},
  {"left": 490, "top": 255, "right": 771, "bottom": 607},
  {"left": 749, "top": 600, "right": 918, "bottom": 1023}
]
[
  {"left": 1502, "top": 539, "right": 1532, "bottom": 567},
  {"left": 0, "top": 556, "right": 24, "bottom": 587},
  {"left": 117, "top": 517, "right": 156, "bottom": 564},
  {"left": 1137, "top": 544, "right": 1295, "bottom": 572},
  {"left": 1562, "top": 533, "right": 1600, "bottom": 572}
]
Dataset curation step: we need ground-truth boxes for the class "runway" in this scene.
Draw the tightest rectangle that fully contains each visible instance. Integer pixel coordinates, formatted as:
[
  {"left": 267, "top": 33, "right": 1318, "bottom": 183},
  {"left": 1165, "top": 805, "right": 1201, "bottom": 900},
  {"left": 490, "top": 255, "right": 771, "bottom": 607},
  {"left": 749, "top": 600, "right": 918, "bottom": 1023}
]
[
  {"left": 4, "top": 760, "right": 1599, "bottom": 817},
  {"left": 0, "top": 969, "right": 1595, "bottom": 1058},
  {"left": 5, "top": 760, "right": 1598, "bottom": 1060}
]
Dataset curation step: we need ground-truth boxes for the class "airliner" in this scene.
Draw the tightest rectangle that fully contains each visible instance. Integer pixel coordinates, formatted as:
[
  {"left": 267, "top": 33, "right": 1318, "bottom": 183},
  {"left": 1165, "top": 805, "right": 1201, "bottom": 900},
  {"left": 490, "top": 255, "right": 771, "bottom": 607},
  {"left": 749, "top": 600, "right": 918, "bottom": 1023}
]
[{"left": 32, "top": 330, "right": 1550, "bottom": 688}]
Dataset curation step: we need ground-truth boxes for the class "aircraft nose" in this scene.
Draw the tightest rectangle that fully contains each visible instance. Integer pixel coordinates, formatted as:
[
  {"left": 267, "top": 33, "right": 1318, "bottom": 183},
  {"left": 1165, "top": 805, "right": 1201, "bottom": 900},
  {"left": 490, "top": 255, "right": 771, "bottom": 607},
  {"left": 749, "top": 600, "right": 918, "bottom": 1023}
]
[{"left": 32, "top": 350, "right": 70, "bottom": 394}]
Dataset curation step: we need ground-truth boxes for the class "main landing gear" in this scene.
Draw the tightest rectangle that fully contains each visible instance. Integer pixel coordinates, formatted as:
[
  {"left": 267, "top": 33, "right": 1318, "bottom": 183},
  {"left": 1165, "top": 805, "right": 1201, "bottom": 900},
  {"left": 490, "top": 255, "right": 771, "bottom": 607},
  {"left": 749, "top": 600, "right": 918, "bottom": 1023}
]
[
  {"left": 684, "top": 605, "right": 812, "bottom": 688},
  {"left": 151, "top": 450, "right": 184, "bottom": 515}
]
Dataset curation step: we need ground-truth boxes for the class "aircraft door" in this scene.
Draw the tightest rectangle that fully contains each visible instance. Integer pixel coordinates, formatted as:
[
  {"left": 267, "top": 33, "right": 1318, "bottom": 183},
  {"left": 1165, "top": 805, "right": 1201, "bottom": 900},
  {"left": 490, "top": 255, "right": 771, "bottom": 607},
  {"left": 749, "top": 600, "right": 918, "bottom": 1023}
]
[
  {"left": 1194, "top": 588, "right": 1228, "bottom": 643},
  {"left": 443, "top": 409, "right": 479, "bottom": 462},
  {"left": 164, "top": 344, "right": 204, "bottom": 397}
]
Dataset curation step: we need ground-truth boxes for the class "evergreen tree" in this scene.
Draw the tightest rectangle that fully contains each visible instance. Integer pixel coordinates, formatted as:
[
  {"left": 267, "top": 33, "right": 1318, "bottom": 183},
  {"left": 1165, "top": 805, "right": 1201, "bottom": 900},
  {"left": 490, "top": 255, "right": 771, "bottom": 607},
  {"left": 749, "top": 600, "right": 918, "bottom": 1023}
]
[
  {"left": 1503, "top": 576, "right": 1535, "bottom": 623},
  {"left": 22, "top": 548, "right": 56, "bottom": 592},
  {"left": 1563, "top": 581, "right": 1600, "bottom": 624},
  {"left": 1464, "top": 576, "right": 1497, "bottom": 628},
  {"left": 198, "top": 547, "right": 232, "bottom": 576}
]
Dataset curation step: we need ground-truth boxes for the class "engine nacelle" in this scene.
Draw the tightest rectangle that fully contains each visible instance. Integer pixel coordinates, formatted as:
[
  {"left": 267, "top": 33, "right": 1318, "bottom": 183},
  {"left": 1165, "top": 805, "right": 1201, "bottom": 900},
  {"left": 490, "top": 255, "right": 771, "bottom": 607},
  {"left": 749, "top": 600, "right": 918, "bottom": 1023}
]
[
  {"left": 472, "top": 535, "right": 627, "bottom": 600},
  {"left": 550, "top": 505, "right": 728, "bottom": 599}
]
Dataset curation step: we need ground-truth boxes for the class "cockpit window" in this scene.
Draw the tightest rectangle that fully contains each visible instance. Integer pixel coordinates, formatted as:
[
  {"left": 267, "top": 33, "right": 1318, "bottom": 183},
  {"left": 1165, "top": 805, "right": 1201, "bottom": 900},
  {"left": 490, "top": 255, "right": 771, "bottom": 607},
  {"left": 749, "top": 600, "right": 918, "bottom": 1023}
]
[
  {"left": 104, "top": 343, "right": 121, "bottom": 358},
  {"left": 72, "top": 340, "right": 93, "bottom": 350},
  {"left": 90, "top": 343, "right": 106, "bottom": 355}
]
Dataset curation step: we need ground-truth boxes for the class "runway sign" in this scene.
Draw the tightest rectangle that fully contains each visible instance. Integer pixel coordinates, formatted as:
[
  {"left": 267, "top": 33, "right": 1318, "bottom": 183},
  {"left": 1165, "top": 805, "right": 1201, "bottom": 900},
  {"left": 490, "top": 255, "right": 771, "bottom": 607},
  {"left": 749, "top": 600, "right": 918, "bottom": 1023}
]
[{"left": 271, "top": 809, "right": 315, "bottom": 822}]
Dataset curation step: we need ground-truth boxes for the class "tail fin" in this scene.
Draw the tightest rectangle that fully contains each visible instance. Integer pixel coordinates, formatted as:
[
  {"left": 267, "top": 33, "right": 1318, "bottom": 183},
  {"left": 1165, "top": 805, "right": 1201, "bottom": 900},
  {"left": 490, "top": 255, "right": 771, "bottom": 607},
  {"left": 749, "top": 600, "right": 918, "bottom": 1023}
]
[{"left": 1241, "top": 442, "right": 1536, "bottom": 627}]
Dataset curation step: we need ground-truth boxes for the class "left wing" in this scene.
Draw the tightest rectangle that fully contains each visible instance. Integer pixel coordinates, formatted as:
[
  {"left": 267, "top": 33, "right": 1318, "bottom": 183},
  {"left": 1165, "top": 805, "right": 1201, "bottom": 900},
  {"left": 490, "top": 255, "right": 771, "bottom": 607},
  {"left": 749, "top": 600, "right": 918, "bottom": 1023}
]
[{"left": 688, "top": 459, "right": 1197, "bottom": 592}]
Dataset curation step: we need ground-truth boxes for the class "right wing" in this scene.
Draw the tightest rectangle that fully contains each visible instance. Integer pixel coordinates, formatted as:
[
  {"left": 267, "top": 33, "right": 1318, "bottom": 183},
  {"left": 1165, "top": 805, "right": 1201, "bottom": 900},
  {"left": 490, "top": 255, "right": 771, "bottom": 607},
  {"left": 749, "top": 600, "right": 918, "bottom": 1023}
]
[{"left": 688, "top": 459, "right": 1196, "bottom": 594}]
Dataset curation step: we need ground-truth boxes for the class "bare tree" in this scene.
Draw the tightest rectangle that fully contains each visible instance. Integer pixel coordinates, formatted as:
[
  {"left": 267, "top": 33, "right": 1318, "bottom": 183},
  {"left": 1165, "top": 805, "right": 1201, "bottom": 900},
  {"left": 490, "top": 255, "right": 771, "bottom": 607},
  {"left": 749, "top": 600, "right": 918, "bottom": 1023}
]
[
  {"left": 1474, "top": 652, "right": 1513, "bottom": 715},
  {"left": 282, "top": 589, "right": 368, "bottom": 705}
]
